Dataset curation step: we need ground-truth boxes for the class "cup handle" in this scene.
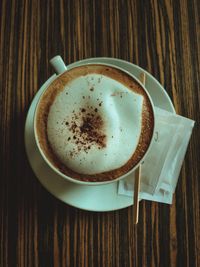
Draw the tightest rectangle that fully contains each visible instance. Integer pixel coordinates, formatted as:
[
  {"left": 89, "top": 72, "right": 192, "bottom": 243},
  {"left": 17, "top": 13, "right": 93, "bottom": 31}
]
[{"left": 50, "top": 55, "right": 67, "bottom": 75}]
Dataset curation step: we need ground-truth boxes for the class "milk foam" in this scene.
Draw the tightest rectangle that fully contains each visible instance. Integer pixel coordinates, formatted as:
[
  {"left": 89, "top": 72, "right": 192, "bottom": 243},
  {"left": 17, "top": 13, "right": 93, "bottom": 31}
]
[{"left": 47, "top": 73, "right": 144, "bottom": 175}]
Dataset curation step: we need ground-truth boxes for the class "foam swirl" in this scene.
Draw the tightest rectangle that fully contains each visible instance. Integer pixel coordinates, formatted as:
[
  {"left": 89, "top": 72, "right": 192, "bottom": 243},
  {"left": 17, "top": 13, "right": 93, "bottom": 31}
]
[{"left": 47, "top": 74, "right": 143, "bottom": 174}]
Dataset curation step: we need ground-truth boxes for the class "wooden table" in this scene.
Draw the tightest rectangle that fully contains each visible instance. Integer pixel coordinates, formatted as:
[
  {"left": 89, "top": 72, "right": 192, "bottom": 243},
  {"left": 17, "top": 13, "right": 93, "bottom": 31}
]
[{"left": 0, "top": 0, "right": 199, "bottom": 266}]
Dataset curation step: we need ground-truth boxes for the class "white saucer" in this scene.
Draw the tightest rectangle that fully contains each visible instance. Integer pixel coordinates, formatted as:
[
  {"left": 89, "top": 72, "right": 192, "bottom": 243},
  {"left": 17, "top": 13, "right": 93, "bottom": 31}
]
[{"left": 25, "top": 58, "right": 175, "bottom": 212}]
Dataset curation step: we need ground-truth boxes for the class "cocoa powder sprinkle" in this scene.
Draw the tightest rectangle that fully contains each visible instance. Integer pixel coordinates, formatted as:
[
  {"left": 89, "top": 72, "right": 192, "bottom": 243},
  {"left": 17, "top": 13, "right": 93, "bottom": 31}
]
[{"left": 66, "top": 107, "right": 106, "bottom": 154}]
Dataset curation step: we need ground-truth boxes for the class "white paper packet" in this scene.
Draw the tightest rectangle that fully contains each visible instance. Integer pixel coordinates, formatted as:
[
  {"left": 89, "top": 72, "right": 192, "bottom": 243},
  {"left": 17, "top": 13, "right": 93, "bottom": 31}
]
[
  {"left": 118, "top": 107, "right": 195, "bottom": 204},
  {"left": 153, "top": 107, "right": 195, "bottom": 194},
  {"left": 118, "top": 172, "right": 174, "bottom": 204}
]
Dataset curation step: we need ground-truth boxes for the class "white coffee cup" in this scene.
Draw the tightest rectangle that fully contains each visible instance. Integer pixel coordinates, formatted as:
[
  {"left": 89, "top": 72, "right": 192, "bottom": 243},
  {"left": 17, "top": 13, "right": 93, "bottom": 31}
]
[{"left": 33, "top": 56, "right": 155, "bottom": 185}]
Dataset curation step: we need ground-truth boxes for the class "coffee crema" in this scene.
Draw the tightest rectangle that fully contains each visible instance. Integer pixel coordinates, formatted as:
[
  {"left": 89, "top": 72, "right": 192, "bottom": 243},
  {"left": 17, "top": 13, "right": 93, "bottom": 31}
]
[{"left": 35, "top": 64, "right": 154, "bottom": 182}]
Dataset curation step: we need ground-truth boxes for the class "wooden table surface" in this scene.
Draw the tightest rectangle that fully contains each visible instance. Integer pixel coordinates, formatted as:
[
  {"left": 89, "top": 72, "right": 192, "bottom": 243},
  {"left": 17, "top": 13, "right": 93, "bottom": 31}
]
[{"left": 0, "top": 0, "right": 199, "bottom": 266}]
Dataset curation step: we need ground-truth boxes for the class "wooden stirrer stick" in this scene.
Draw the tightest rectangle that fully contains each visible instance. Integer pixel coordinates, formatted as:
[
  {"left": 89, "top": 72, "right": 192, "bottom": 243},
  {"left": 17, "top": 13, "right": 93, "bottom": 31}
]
[{"left": 133, "top": 72, "right": 146, "bottom": 224}]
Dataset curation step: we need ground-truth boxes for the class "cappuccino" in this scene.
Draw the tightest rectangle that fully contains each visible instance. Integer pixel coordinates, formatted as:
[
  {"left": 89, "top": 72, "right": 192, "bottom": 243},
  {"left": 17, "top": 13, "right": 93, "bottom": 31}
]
[{"left": 35, "top": 64, "right": 154, "bottom": 182}]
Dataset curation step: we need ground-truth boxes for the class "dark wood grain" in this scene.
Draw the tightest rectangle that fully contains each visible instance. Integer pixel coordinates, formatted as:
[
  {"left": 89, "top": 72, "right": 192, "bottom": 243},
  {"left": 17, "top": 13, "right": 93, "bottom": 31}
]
[{"left": 0, "top": 0, "right": 199, "bottom": 266}]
